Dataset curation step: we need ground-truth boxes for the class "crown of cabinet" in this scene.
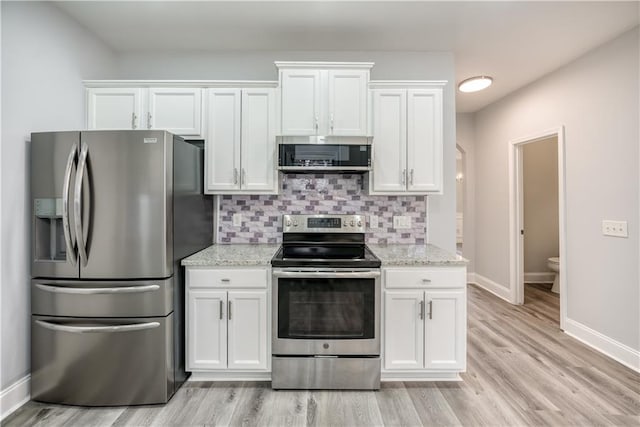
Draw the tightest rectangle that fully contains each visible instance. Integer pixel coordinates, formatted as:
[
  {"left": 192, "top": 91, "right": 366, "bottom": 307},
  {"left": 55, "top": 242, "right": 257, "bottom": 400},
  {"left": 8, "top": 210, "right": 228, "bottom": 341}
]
[{"left": 276, "top": 61, "right": 374, "bottom": 137}]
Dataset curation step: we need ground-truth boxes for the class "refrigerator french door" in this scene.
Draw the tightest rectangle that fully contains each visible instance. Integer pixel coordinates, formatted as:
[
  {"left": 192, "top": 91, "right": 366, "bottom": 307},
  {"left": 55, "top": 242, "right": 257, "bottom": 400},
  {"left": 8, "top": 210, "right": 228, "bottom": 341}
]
[{"left": 30, "top": 130, "right": 211, "bottom": 406}]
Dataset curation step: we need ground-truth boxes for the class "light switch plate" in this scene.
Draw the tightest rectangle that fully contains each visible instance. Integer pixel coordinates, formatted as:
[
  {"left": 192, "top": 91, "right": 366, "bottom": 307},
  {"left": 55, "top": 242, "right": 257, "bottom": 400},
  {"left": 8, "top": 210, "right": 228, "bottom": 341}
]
[
  {"left": 232, "top": 213, "right": 242, "bottom": 227},
  {"left": 393, "top": 216, "right": 411, "bottom": 229},
  {"left": 370, "top": 215, "right": 379, "bottom": 229},
  {"left": 602, "top": 220, "right": 628, "bottom": 238}
]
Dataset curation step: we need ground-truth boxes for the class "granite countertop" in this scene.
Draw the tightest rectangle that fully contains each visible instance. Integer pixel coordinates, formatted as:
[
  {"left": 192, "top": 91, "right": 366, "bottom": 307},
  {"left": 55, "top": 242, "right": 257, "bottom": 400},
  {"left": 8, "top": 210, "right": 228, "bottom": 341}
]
[
  {"left": 367, "top": 243, "right": 468, "bottom": 266},
  {"left": 182, "top": 243, "right": 466, "bottom": 267},
  {"left": 181, "top": 244, "right": 279, "bottom": 267}
]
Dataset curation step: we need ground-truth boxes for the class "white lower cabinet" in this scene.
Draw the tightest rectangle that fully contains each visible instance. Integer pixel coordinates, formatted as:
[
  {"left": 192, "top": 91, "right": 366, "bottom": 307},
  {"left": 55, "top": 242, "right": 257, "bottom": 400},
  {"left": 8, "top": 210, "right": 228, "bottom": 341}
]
[
  {"left": 186, "top": 268, "right": 269, "bottom": 375},
  {"left": 382, "top": 267, "right": 466, "bottom": 378}
]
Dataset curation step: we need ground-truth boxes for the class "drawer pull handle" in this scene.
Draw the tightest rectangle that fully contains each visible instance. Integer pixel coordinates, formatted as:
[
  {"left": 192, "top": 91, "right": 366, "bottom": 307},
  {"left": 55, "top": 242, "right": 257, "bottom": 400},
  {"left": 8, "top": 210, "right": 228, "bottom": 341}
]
[
  {"left": 422, "top": 278, "right": 432, "bottom": 283},
  {"left": 36, "top": 320, "right": 159, "bottom": 334},
  {"left": 221, "top": 278, "right": 231, "bottom": 283}
]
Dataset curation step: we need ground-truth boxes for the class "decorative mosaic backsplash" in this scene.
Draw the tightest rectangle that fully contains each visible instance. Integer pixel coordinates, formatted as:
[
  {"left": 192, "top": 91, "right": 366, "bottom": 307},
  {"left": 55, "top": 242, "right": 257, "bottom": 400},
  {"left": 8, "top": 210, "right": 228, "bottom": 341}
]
[{"left": 218, "top": 174, "right": 427, "bottom": 244}]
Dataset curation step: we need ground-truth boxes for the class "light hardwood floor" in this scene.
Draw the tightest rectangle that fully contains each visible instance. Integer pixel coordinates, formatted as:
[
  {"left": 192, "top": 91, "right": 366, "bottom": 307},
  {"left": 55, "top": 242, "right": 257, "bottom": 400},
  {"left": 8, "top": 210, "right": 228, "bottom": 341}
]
[{"left": 5, "top": 284, "right": 639, "bottom": 426}]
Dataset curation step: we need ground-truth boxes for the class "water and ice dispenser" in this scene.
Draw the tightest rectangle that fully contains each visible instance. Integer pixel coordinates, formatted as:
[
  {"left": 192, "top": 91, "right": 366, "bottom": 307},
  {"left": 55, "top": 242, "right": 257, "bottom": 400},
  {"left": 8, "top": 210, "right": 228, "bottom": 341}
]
[{"left": 34, "top": 198, "right": 67, "bottom": 261}]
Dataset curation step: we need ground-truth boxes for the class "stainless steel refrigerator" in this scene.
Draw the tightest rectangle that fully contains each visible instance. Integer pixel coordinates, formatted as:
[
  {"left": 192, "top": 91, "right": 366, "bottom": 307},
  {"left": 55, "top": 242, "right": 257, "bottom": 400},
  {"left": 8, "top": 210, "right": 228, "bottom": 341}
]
[{"left": 30, "top": 130, "right": 212, "bottom": 406}]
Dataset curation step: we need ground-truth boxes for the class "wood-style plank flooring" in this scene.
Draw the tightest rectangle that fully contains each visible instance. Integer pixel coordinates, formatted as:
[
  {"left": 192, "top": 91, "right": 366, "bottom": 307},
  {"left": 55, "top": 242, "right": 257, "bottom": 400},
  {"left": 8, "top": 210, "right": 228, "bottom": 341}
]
[{"left": 5, "top": 284, "right": 639, "bottom": 426}]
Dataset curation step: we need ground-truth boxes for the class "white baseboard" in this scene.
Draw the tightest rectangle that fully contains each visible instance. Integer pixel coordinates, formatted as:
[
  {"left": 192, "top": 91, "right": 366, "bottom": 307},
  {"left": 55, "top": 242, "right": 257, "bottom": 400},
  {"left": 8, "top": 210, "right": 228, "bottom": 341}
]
[
  {"left": 564, "top": 318, "right": 640, "bottom": 373},
  {"left": 524, "top": 272, "right": 555, "bottom": 283},
  {"left": 469, "top": 273, "right": 512, "bottom": 303},
  {"left": 0, "top": 375, "right": 30, "bottom": 421}
]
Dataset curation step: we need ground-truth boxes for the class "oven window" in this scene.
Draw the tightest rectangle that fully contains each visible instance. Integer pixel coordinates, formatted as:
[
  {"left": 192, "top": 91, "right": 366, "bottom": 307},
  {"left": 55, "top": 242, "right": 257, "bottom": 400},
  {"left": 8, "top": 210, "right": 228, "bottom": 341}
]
[{"left": 278, "top": 278, "right": 375, "bottom": 339}]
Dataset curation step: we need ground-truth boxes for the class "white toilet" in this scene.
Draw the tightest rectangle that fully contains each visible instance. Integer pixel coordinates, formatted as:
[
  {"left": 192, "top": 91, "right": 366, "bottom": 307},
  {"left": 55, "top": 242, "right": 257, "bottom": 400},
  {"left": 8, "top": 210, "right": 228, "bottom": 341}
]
[{"left": 547, "top": 257, "right": 560, "bottom": 293}]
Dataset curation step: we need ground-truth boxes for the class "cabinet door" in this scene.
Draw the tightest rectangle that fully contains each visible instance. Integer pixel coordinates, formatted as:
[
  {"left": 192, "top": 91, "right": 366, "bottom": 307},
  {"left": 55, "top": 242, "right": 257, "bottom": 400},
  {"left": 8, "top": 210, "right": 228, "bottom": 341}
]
[
  {"left": 384, "top": 291, "right": 424, "bottom": 370},
  {"left": 328, "top": 70, "right": 368, "bottom": 136},
  {"left": 371, "top": 90, "right": 407, "bottom": 193},
  {"left": 240, "top": 89, "right": 277, "bottom": 192},
  {"left": 407, "top": 89, "right": 443, "bottom": 193},
  {"left": 148, "top": 88, "right": 202, "bottom": 137},
  {"left": 424, "top": 290, "right": 466, "bottom": 370},
  {"left": 227, "top": 291, "right": 268, "bottom": 370},
  {"left": 205, "top": 89, "right": 241, "bottom": 192},
  {"left": 86, "top": 88, "right": 143, "bottom": 130},
  {"left": 280, "top": 69, "right": 321, "bottom": 135},
  {"left": 187, "top": 291, "right": 227, "bottom": 370}
]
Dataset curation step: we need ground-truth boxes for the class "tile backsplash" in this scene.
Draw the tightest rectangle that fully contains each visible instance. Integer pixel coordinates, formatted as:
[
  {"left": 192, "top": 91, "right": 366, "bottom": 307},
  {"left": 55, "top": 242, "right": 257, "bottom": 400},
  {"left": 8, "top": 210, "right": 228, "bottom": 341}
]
[{"left": 218, "top": 174, "right": 426, "bottom": 244}]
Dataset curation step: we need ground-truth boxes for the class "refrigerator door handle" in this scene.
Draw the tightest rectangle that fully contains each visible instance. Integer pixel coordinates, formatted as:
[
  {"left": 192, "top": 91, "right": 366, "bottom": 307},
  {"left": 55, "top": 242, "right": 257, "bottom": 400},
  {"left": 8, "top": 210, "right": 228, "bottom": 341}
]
[
  {"left": 74, "top": 142, "right": 90, "bottom": 267},
  {"left": 35, "top": 320, "right": 160, "bottom": 334},
  {"left": 62, "top": 143, "right": 78, "bottom": 265},
  {"left": 35, "top": 283, "right": 160, "bottom": 295}
]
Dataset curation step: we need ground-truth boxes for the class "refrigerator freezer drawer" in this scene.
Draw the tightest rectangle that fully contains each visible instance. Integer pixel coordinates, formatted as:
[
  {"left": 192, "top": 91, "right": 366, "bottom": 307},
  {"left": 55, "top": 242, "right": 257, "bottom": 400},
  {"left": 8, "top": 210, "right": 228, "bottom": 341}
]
[
  {"left": 31, "top": 314, "right": 174, "bottom": 406},
  {"left": 31, "top": 278, "right": 173, "bottom": 317}
]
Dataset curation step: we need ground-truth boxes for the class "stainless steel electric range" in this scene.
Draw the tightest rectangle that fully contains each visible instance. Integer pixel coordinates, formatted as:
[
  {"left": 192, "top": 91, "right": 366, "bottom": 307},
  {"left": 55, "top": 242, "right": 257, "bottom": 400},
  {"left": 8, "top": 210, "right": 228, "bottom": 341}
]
[{"left": 271, "top": 214, "right": 381, "bottom": 390}]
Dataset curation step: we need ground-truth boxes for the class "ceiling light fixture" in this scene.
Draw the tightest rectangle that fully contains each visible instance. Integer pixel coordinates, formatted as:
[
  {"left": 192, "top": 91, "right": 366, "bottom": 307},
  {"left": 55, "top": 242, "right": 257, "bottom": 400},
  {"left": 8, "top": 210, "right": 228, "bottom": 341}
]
[{"left": 458, "top": 76, "right": 493, "bottom": 93}]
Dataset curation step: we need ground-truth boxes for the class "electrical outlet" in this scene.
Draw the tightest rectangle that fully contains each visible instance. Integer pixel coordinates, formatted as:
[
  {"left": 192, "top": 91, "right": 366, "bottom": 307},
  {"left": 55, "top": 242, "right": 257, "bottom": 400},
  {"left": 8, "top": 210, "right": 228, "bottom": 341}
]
[
  {"left": 393, "top": 216, "right": 411, "bottom": 229},
  {"left": 370, "top": 215, "right": 379, "bottom": 229},
  {"left": 602, "top": 220, "right": 628, "bottom": 238},
  {"left": 232, "top": 213, "right": 242, "bottom": 227}
]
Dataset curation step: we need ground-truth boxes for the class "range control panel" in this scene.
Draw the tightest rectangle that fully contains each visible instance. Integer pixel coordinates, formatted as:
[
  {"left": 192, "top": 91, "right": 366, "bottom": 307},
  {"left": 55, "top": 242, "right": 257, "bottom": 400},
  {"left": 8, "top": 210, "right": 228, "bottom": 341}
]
[{"left": 282, "top": 214, "right": 366, "bottom": 233}]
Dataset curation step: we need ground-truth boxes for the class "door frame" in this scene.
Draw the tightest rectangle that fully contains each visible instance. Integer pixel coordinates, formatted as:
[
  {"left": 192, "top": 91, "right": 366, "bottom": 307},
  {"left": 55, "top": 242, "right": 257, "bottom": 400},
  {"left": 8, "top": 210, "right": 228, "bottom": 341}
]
[{"left": 508, "top": 126, "right": 567, "bottom": 330}]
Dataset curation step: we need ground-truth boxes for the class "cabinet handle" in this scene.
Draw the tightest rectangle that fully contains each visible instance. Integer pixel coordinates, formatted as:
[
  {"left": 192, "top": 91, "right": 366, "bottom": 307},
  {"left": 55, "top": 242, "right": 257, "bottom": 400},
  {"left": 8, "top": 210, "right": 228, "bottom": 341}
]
[
  {"left": 221, "top": 278, "right": 230, "bottom": 283},
  {"left": 219, "top": 300, "right": 223, "bottom": 320},
  {"left": 233, "top": 168, "right": 238, "bottom": 184},
  {"left": 428, "top": 300, "right": 433, "bottom": 320},
  {"left": 131, "top": 113, "right": 137, "bottom": 129},
  {"left": 330, "top": 113, "right": 334, "bottom": 134},
  {"left": 401, "top": 169, "right": 406, "bottom": 185},
  {"left": 315, "top": 116, "right": 319, "bottom": 134},
  {"left": 410, "top": 169, "right": 414, "bottom": 185},
  {"left": 241, "top": 168, "right": 246, "bottom": 186},
  {"left": 422, "top": 278, "right": 431, "bottom": 283},
  {"left": 228, "top": 301, "right": 232, "bottom": 320},
  {"left": 147, "top": 112, "right": 152, "bottom": 129},
  {"left": 419, "top": 300, "right": 424, "bottom": 320}
]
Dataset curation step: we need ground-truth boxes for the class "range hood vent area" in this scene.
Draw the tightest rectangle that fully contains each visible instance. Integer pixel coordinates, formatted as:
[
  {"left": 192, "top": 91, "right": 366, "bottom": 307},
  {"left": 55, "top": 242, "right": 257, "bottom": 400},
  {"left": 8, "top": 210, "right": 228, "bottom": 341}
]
[{"left": 277, "top": 135, "right": 372, "bottom": 173}]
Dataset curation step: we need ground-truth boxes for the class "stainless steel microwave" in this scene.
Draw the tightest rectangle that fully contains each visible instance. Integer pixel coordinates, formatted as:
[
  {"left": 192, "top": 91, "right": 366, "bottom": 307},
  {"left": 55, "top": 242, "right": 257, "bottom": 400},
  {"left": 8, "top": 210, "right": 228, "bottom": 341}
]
[{"left": 277, "top": 136, "right": 372, "bottom": 172}]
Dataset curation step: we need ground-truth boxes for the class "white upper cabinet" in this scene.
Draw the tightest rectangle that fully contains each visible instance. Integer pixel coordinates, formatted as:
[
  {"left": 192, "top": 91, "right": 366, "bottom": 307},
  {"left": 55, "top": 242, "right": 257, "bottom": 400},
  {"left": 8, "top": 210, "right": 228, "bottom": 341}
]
[
  {"left": 280, "top": 69, "right": 321, "bottom": 135},
  {"left": 407, "top": 89, "right": 443, "bottom": 192},
  {"left": 277, "top": 62, "right": 372, "bottom": 136},
  {"left": 206, "top": 89, "right": 242, "bottom": 192},
  {"left": 86, "top": 88, "right": 143, "bottom": 130},
  {"left": 147, "top": 88, "right": 203, "bottom": 137},
  {"left": 369, "top": 82, "right": 445, "bottom": 195},
  {"left": 205, "top": 87, "right": 277, "bottom": 194},
  {"left": 86, "top": 87, "right": 203, "bottom": 137}
]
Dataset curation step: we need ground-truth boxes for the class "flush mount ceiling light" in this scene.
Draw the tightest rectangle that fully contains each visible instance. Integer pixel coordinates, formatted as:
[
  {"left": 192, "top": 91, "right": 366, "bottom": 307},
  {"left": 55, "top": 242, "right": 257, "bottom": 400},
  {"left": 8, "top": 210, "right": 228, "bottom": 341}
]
[{"left": 458, "top": 76, "right": 493, "bottom": 93}]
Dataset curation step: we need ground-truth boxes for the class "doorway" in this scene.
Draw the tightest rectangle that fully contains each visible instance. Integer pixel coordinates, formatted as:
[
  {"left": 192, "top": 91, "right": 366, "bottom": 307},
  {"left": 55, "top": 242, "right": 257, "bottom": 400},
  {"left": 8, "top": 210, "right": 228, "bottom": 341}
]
[
  {"left": 509, "top": 127, "right": 567, "bottom": 330},
  {"left": 455, "top": 146, "right": 466, "bottom": 256}
]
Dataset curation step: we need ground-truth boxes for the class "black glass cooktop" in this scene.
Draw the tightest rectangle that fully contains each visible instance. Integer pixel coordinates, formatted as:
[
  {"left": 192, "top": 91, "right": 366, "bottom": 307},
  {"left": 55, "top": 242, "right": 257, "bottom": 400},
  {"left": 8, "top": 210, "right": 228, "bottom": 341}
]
[{"left": 271, "top": 244, "right": 381, "bottom": 268}]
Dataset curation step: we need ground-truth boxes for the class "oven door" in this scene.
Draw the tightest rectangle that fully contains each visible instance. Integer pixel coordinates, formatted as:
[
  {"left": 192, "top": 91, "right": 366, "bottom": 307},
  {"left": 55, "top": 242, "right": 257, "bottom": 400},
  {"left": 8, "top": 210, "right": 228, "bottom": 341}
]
[{"left": 272, "top": 269, "right": 380, "bottom": 356}]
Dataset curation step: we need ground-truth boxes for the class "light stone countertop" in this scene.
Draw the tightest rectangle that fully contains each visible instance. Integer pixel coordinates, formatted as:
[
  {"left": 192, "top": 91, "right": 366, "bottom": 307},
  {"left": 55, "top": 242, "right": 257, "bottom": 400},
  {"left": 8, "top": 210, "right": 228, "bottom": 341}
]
[
  {"left": 367, "top": 244, "right": 468, "bottom": 266},
  {"left": 181, "top": 244, "right": 279, "bottom": 267},
  {"left": 182, "top": 243, "right": 466, "bottom": 267}
]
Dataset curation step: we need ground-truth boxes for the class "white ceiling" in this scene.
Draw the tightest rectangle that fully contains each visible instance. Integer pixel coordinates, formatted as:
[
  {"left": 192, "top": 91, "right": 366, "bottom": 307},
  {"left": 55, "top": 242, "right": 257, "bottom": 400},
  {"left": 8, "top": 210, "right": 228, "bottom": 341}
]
[{"left": 54, "top": 1, "right": 639, "bottom": 113}]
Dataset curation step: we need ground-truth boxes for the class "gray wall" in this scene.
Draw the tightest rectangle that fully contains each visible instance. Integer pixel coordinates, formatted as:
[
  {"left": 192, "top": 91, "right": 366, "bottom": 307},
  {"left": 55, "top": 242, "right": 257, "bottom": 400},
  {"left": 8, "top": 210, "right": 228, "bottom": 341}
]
[
  {"left": 523, "top": 137, "right": 559, "bottom": 274},
  {"left": 474, "top": 27, "right": 639, "bottom": 352},
  {"left": 116, "top": 50, "right": 457, "bottom": 253},
  {"left": 1, "top": 1, "right": 117, "bottom": 390}
]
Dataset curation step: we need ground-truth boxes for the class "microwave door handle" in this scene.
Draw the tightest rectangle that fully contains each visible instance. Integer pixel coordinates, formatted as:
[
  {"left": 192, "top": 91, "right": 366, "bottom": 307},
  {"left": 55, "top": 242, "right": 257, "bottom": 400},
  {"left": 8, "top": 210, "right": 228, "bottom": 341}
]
[
  {"left": 74, "top": 141, "right": 89, "bottom": 267},
  {"left": 62, "top": 143, "right": 78, "bottom": 265}
]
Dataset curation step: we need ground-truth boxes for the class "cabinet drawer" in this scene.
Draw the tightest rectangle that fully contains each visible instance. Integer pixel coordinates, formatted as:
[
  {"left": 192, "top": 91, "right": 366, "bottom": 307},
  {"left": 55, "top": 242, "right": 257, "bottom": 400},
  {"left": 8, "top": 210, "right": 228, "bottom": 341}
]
[
  {"left": 384, "top": 267, "right": 465, "bottom": 289},
  {"left": 187, "top": 268, "right": 268, "bottom": 289}
]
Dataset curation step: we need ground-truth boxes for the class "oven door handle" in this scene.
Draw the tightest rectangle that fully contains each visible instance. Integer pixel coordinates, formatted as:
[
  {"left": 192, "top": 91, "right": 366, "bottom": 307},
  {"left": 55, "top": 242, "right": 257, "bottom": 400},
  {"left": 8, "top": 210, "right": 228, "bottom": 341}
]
[{"left": 272, "top": 270, "right": 380, "bottom": 279}]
